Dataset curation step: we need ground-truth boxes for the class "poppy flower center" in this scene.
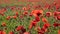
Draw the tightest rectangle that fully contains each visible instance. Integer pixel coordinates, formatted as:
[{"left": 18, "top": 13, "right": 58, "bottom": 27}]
[
  {"left": 46, "top": 13, "right": 50, "bottom": 17},
  {"left": 37, "top": 13, "right": 42, "bottom": 16}
]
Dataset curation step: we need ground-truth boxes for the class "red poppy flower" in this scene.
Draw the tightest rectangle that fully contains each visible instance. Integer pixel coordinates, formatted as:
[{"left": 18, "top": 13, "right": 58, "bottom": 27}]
[
  {"left": 1, "top": 8, "right": 7, "bottom": 12},
  {"left": 58, "top": 23, "right": 60, "bottom": 26},
  {"left": 22, "top": 7, "right": 27, "bottom": 11},
  {"left": 41, "top": 28, "right": 47, "bottom": 33},
  {"left": 16, "top": 26, "right": 25, "bottom": 31},
  {"left": 0, "top": 30, "right": 2, "bottom": 34},
  {"left": 2, "top": 31, "right": 6, "bottom": 34},
  {"left": 53, "top": 11, "right": 60, "bottom": 20},
  {"left": 29, "top": 24, "right": 33, "bottom": 30},
  {"left": 20, "top": 15, "right": 23, "bottom": 18},
  {"left": 16, "top": 26, "right": 26, "bottom": 33},
  {"left": 53, "top": 12, "right": 57, "bottom": 17},
  {"left": 41, "top": 23, "right": 50, "bottom": 33},
  {"left": 19, "top": 26, "right": 26, "bottom": 33},
  {"left": 23, "top": 32, "right": 30, "bottom": 34},
  {"left": 35, "top": 16, "right": 40, "bottom": 22},
  {"left": 6, "top": 16, "right": 11, "bottom": 20},
  {"left": 29, "top": 20, "right": 37, "bottom": 29},
  {"left": 42, "top": 18, "right": 48, "bottom": 23},
  {"left": 12, "top": 16, "right": 17, "bottom": 19},
  {"left": 16, "top": 26, "right": 22, "bottom": 31},
  {"left": 57, "top": 16, "right": 60, "bottom": 20},
  {"left": 9, "top": 31, "right": 14, "bottom": 34},
  {"left": 15, "top": 12, "right": 19, "bottom": 16},
  {"left": 31, "top": 10, "right": 43, "bottom": 17},
  {"left": 23, "top": 11, "right": 28, "bottom": 16},
  {"left": 31, "top": 20, "right": 37, "bottom": 26},
  {"left": 0, "top": 31, "right": 6, "bottom": 34},
  {"left": 55, "top": 4, "right": 60, "bottom": 10},
  {"left": 58, "top": 30, "right": 60, "bottom": 34},
  {"left": 53, "top": 22, "right": 59, "bottom": 27},
  {"left": 0, "top": 12, "right": 4, "bottom": 16},
  {"left": 17, "top": 7, "right": 21, "bottom": 10},
  {"left": 43, "top": 23, "right": 50, "bottom": 29},
  {"left": 2, "top": 22, "right": 6, "bottom": 26},
  {"left": 53, "top": 11, "right": 60, "bottom": 17},
  {"left": 38, "top": 29, "right": 44, "bottom": 34},
  {"left": 10, "top": 6, "right": 16, "bottom": 10},
  {"left": 29, "top": 14, "right": 32, "bottom": 17},
  {"left": 46, "top": 12, "right": 52, "bottom": 17},
  {"left": 53, "top": 1, "right": 57, "bottom": 5}
]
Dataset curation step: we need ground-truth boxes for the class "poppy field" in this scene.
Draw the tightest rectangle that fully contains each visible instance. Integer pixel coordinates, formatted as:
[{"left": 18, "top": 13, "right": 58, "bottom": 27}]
[{"left": 0, "top": 0, "right": 60, "bottom": 34}]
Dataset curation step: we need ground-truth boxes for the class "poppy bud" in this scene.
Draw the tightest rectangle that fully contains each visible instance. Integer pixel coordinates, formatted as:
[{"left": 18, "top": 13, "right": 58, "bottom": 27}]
[
  {"left": 15, "top": 12, "right": 18, "bottom": 16},
  {"left": 6, "top": 16, "right": 11, "bottom": 20}
]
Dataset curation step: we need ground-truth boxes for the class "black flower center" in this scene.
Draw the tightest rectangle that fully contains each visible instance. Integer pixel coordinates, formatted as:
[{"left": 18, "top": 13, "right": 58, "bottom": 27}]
[{"left": 37, "top": 13, "right": 42, "bottom": 16}]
